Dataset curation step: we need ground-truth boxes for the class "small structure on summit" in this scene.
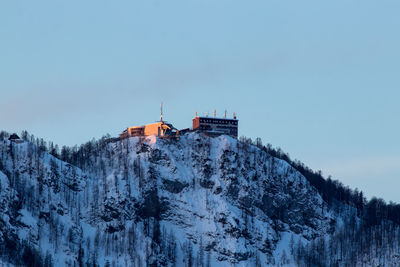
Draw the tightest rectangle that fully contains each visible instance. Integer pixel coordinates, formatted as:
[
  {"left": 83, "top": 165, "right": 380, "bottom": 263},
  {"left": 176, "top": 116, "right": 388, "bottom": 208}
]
[
  {"left": 8, "top": 133, "right": 24, "bottom": 143},
  {"left": 120, "top": 103, "right": 179, "bottom": 139},
  {"left": 192, "top": 110, "right": 238, "bottom": 138}
]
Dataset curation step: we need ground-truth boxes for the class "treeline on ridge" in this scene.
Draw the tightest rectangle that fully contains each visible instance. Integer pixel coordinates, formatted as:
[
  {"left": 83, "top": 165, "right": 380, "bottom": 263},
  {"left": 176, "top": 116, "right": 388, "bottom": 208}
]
[
  {"left": 240, "top": 136, "right": 400, "bottom": 227},
  {"left": 1, "top": 130, "right": 399, "bottom": 228}
]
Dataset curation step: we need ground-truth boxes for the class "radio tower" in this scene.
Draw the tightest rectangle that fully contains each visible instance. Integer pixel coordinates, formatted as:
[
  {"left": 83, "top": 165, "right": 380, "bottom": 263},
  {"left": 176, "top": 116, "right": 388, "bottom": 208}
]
[{"left": 160, "top": 102, "right": 163, "bottom": 122}]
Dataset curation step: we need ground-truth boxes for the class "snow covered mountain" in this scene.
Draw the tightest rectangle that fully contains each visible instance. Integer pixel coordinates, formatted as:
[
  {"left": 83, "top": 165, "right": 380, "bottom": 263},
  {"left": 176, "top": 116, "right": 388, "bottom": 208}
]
[{"left": 0, "top": 132, "right": 399, "bottom": 266}]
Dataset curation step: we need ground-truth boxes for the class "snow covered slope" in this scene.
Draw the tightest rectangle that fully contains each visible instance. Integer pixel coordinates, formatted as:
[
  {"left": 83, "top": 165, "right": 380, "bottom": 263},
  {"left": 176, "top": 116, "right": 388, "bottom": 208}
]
[{"left": 0, "top": 132, "right": 396, "bottom": 266}]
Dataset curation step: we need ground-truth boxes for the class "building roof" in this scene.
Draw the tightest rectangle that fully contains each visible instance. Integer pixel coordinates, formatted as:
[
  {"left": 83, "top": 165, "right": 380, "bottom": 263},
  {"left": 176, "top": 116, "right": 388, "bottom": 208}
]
[
  {"left": 8, "top": 133, "right": 20, "bottom": 140},
  {"left": 195, "top": 116, "right": 238, "bottom": 121}
]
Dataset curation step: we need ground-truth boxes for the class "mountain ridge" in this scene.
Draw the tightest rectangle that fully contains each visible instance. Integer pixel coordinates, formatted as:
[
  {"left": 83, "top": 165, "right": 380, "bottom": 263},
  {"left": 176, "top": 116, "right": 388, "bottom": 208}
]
[{"left": 0, "top": 131, "right": 399, "bottom": 266}]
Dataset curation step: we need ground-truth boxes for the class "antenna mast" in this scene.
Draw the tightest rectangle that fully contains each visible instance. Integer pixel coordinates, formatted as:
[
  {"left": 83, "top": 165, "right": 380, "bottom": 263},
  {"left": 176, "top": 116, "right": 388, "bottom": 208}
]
[{"left": 160, "top": 102, "right": 163, "bottom": 122}]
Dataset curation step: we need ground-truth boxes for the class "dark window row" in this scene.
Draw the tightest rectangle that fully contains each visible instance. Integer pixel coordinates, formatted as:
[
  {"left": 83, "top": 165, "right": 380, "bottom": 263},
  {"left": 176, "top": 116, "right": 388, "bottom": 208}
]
[
  {"left": 199, "top": 119, "right": 237, "bottom": 125},
  {"left": 216, "top": 125, "right": 238, "bottom": 129}
]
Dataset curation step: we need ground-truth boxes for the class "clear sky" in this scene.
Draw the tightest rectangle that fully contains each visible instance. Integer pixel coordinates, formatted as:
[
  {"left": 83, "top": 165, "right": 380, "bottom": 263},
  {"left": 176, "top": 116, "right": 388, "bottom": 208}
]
[{"left": 1, "top": 0, "right": 400, "bottom": 202}]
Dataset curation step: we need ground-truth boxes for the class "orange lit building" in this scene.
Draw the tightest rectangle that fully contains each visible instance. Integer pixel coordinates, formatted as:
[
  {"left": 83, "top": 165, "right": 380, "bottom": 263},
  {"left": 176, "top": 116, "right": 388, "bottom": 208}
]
[
  {"left": 120, "top": 103, "right": 179, "bottom": 139},
  {"left": 120, "top": 122, "right": 179, "bottom": 139}
]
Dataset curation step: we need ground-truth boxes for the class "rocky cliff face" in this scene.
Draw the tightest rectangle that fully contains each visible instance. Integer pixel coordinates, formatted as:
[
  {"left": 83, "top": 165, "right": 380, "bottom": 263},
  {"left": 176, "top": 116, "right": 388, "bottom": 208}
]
[{"left": 0, "top": 133, "right": 336, "bottom": 266}]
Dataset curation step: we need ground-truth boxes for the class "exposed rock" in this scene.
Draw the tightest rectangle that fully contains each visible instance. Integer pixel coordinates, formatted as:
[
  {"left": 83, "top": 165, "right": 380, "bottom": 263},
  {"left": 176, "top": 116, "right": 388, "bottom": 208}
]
[{"left": 162, "top": 179, "right": 188, "bottom": 193}]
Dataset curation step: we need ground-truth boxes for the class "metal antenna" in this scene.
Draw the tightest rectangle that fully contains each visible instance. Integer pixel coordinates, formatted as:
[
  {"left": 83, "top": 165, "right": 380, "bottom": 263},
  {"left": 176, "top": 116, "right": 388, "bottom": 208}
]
[
  {"left": 160, "top": 102, "right": 163, "bottom": 122},
  {"left": 214, "top": 109, "right": 216, "bottom": 117},
  {"left": 224, "top": 109, "right": 227, "bottom": 118}
]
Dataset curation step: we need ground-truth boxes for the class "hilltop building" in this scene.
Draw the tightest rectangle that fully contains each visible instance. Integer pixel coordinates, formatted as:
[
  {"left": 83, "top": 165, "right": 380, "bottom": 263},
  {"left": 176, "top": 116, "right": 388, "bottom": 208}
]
[
  {"left": 8, "top": 133, "right": 24, "bottom": 143},
  {"left": 119, "top": 103, "right": 179, "bottom": 139},
  {"left": 120, "top": 122, "right": 179, "bottom": 139},
  {"left": 119, "top": 105, "right": 238, "bottom": 140},
  {"left": 192, "top": 111, "right": 238, "bottom": 138}
]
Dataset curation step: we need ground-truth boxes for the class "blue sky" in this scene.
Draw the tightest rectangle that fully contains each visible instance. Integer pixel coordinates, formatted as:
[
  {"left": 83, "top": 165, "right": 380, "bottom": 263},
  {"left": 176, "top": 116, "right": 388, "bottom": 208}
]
[{"left": 1, "top": 0, "right": 400, "bottom": 202}]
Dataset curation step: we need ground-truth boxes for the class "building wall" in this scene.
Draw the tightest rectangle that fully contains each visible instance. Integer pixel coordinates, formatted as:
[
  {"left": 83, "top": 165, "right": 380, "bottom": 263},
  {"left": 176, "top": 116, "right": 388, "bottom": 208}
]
[
  {"left": 193, "top": 117, "right": 200, "bottom": 129},
  {"left": 120, "top": 126, "right": 145, "bottom": 139},
  {"left": 192, "top": 117, "right": 238, "bottom": 138},
  {"left": 144, "top": 122, "right": 162, "bottom": 136}
]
